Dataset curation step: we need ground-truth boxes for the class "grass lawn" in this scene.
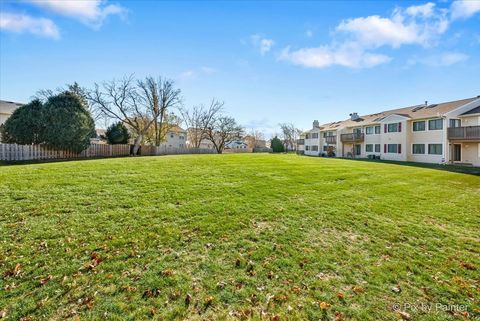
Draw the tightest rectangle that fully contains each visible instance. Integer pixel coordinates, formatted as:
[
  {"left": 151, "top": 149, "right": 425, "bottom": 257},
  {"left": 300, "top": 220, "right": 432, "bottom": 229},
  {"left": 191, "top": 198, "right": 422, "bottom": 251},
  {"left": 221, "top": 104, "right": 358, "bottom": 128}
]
[{"left": 1, "top": 154, "right": 479, "bottom": 320}]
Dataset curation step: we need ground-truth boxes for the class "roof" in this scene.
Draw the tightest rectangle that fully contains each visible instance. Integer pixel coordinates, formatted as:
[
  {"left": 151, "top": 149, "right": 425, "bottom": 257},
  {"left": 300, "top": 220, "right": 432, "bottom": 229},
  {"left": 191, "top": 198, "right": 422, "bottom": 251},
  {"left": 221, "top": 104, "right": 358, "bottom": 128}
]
[
  {"left": 168, "top": 125, "right": 186, "bottom": 133},
  {"left": 460, "top": 105, "right": 480, "bottom": 116},
  {"left": 0, "top": 100, "right": 23, "bottom": 114},
  {"left": 319, "top": 97, "right": 480, "bottom": 130}
]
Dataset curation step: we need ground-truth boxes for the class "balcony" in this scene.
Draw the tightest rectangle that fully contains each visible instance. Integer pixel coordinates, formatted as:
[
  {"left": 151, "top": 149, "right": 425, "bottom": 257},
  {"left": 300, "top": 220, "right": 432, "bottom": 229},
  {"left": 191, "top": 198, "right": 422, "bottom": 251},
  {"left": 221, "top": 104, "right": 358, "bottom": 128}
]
[
  {"left": 340, "top": 133, "right": 364, "bottom": 143},
  {"left": 448, "top": 126, "right": 480, "bottom": 141},
  {"left": 325, "top": 136, "right": 337, "bottom": 144},
  {"left": 297, "top": 139, "right": 305, "bottom": 145}
]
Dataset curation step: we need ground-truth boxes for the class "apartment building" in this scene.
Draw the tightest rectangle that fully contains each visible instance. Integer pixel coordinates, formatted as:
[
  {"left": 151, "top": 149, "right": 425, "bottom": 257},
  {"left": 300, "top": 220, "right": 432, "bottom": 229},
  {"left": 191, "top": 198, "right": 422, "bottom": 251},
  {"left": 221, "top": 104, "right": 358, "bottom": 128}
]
[{"left": 299, "top": 96, "right": 480, "bottom": 166}]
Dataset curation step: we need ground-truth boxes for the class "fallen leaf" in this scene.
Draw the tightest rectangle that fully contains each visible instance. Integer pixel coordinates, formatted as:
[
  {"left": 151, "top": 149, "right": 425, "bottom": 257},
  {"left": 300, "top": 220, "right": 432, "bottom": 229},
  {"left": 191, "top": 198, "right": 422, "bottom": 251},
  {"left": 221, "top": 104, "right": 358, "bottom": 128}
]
[
  {"left": 185, "top": 293, "right": 192, "bottom": 306},
  {"left": 460, "top": 261, "right": 476, "bottom": 270},
  {"left": 161, "top": 269, "right": 175, "bottom": 277},
  {"left": 205, "top": 295, "right": 214, "bottom": 307},
  {"left": 3, "top": 263, "right": 21, "bottom": 278},
  {"left": 319, "top": 301, "right": 331, "bottom": 310},
  {"left": 40, "top": 275, "right": 53, "bottom": 286},
  {"left": 336, "top": 292, "right": 345, "bottom": 299},
  {"left": 399, "top": 311, "right": 411, "bottom": 320},
  {"left": 352, "top": 286, "right": 364, "bottom": 294},
  {"left": 391, "top": 286, "right": 401, "bottom": 293}
]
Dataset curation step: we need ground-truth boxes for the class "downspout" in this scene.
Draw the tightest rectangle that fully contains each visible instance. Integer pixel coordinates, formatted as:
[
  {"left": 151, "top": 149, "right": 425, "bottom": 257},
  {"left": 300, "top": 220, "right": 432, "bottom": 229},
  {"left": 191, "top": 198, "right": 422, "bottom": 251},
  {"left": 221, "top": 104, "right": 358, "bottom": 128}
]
[{"left": 442, "top": 115, "right": 447, "bottom": 164}]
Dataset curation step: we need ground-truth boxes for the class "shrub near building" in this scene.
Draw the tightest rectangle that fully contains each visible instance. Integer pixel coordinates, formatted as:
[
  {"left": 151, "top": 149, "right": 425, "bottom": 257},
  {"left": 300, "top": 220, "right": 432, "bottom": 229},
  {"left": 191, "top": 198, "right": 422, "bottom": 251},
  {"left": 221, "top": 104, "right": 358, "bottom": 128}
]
[
  {"left": 0, "top": 92, "right": 96, "bottom": 153},
  {"left": 105, "top": 122, "right": 130, "bottom": 144}
]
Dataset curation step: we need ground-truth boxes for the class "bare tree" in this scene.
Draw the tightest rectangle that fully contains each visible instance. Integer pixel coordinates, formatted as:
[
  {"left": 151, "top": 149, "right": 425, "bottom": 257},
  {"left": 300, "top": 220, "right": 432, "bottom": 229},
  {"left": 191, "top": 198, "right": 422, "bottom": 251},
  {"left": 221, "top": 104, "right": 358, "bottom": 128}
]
[
  {"left": 88, "top": 75, "right": 157, "bottom": 155},
  {"left": 206, "top": 116, "right": 244, "bottom": 154},
  {"left": 180, "top": 99, "right": 223, "bottom": 148},
  {"left": 279, "top": 123, "right": 293, "bottom": 151},
  {"left": 35, "top": 82, "right": 103, "bottom": 122},
  {"left": 279, "top": 123, "right": 301, "bottom": 151},
  {"left": 245, "top": 129, "right": 265, "bottom": 148},
  {"left": 137, "top": 77, "right": 182, "bottom": 146}
]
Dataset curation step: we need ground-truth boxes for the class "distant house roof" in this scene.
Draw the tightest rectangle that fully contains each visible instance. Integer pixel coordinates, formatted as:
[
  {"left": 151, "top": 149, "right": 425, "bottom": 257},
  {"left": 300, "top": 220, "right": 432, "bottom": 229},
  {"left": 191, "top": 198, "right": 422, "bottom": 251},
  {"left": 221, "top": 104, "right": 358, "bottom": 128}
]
[
  {"left": 460, "top": 105, "right": 480, "bottom": 116},
  {"left": 168, "top": 125, "right": 186, "bottom": 133},
  {"left": 319, "top": 97, "right": 480, "bottom": 130},
  {"left": 0, "top": 100, "right": 23, "bottom": 114}
]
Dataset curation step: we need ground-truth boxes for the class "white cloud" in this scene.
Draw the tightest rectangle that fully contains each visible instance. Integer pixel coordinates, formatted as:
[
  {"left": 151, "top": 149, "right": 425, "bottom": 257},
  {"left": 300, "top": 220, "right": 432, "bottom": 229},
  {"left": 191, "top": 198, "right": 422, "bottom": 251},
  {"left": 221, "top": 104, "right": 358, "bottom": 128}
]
[
  {"left": 279, "top": 42, "right": 391, "bottom": 69},
  {"left": 250, "top": 34, "right": 275, "bottom": 55},
  {"left": 0, "top": 12, "right": 60, "bottom": 39},
  {"left": 178, "top": 66, "right": 217, "bottom": 80},
  {"left": 178, "top": 70, "right": 197, "bottom": 80},
  {"left": 406, "top": 2, "right": 436, "bottom": 17},
  {"left": 408, "top": 52, "right": 469, "bottom": 66},
  {"left": 279, "top": 2, "right": 454, "bottom": 69},
  {"left": 451, "top": 0, "right": 480, "bottom": 19},
  {"left": 336, "top": 5, "right": 449, "bottom": 49},
  {"left": 25, "top": 0, "right": 126, "bottom": 29}
]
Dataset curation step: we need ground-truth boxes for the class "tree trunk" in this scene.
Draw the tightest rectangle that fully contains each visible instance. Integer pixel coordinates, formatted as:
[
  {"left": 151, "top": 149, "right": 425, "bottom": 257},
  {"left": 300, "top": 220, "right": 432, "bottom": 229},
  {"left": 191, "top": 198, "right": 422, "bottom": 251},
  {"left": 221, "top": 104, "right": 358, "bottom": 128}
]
[{"left": 132, "top": 135, "right": 143, "bottom": 156}]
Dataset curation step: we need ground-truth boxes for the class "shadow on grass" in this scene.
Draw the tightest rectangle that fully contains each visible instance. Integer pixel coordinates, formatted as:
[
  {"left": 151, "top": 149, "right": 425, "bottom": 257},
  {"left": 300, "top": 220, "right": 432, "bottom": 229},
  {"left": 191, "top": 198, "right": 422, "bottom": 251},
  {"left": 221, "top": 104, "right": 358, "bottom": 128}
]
[
  {"left": 0, "top": 155, "right": 135, "bottom": 167},
  {"left": 342, "top": 157, "right": 480, "bottom": 176}
]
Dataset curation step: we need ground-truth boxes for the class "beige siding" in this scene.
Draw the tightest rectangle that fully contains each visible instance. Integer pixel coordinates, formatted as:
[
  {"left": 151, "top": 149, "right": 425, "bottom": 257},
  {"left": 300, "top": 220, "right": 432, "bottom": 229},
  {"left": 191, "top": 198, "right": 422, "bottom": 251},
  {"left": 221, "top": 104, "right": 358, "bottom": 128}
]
[{"left": 461, "top": 115, "right": 480, "bottom": 126}]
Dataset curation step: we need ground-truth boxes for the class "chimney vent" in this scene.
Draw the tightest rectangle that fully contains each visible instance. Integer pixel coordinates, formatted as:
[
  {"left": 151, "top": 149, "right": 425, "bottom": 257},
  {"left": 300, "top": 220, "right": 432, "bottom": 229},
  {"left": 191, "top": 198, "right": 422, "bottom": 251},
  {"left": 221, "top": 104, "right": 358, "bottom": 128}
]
[
  {"left": 313, "top": 120, "right": 319, "bottom": 128},
  {"left": 425, "top": 100, "right": 428, "bottom": 106},
  {"left": 349, "top": 113, "right": 359, "bottom": 121}
]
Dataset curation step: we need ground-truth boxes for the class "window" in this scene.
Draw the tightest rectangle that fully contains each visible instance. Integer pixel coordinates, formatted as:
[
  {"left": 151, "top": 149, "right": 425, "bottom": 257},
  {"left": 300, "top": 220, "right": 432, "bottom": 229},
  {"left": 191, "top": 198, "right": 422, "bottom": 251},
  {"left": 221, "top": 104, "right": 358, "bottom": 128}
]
[
  {"left": 353, "top": 128, "right": 362, "bottom": 134},
  {"left": 375, "top": 144, "right": 381, "bottom": 153},
  {"left": 312, "top": 133, "right": 319, "bottom": 139},
  {"left": 305, "top": 146, "right": 310, "bottom": 151},
  {"left": 387, "top": 144, "right": 401, "bottom": 153},
  {"left": 413, "top": 121, "right": 425, "bottom": 132},
  {"left": 323, "top": 132, "right": 327, "bottom": 138},
  {"left": 170, "top": 134, "right": 174, "bottom": 138},
  {"left": 366, "top": 127, "right": 374, "bottom": 135},
  {"left": 387, "top": 123, "right": 399, "bottom": 132},
  {"left": 428, "top": 119, "right": 443, "bottom": 130},
  {"left": 312, "top": 145, "right": 319, "bottom": 151},
  {"left": 323, "top": 145, "right": 328, "bottom": 151},
  {"left": 449, "top": 119, "right": 461, "bottom": 128},
  {"left": 375, "top": 126, "right": 381, "bottom": 134},
  {"left": 365, "top": 144, "right": 373, "bottom": 152},
  {"left": 412, "top": 144, "right": 425, "bottom": 154},
  {"left": 428, "top": 144, "right": 442, "bottom": 155}
]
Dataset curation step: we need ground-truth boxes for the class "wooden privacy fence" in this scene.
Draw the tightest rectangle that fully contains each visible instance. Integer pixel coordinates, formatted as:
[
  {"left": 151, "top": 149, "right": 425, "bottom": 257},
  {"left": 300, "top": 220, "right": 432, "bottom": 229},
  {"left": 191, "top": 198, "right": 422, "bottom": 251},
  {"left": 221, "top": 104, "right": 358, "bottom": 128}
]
[
  {"left": 0, "top": 143, "right": 272, "bottom": 162},
  {"left": 223, "top": 148, "right": 253, "bottom": 153},
  {"left": 0, "top": 143, "right": 131, "bottom": 161},
  {"left": 138, "top": 145, "right": 217, "bottom": 156}
]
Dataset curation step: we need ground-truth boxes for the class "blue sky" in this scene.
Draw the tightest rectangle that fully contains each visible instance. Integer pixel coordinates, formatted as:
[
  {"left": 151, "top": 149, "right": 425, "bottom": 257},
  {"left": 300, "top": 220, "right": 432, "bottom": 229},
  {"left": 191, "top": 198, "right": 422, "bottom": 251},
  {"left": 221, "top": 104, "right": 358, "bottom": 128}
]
[{"left": 1, "top": 1, "right": 479, "bottom": 134}]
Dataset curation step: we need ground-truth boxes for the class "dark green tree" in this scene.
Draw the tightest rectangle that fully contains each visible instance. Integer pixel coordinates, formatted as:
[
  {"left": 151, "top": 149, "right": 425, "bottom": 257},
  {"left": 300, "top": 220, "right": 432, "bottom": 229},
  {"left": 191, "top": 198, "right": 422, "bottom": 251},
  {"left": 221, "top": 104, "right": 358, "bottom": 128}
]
[
  {"left": 0, "top": 99, "right": 45, "bottom": 144},
  {"left": 270, "top": 136, "right": 285, "bottom": 153},
  {"left": 42, "top": 92, "right": 96, "bottom": 153},
  {"left": 105, "top": 122, "right": 130, "bottom": 144}
]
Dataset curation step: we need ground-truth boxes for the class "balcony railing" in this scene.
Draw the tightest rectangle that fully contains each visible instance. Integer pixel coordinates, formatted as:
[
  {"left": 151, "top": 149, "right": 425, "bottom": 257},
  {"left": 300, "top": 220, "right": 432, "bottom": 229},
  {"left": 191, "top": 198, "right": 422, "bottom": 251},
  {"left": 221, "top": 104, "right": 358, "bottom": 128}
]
[
  {"left": 448, "top": 126, "right": 480, "bottom": 140},
  {"left": 297, "top": 139, "right": 305, "bottom": 145},
  {"left": 340, "top": 133, "right": 364, "bottom": 143},
  {"left": 325, "top": 136, "right": 337, "bottom": 144}
]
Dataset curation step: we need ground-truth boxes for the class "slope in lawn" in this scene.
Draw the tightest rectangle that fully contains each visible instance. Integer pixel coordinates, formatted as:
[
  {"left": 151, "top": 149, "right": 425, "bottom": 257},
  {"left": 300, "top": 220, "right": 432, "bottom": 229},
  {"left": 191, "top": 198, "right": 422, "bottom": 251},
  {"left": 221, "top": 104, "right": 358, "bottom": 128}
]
[{"left": 0, "top": 154, "right": 479, "bottom": 320}]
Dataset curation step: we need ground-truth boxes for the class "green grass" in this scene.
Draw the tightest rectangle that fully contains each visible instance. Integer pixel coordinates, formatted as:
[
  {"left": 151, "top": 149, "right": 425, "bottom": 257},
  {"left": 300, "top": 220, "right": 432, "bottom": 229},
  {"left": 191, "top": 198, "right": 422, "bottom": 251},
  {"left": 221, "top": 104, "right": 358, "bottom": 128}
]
[{"left": 1, "top": 154, "right": 479, "bottom": 320}]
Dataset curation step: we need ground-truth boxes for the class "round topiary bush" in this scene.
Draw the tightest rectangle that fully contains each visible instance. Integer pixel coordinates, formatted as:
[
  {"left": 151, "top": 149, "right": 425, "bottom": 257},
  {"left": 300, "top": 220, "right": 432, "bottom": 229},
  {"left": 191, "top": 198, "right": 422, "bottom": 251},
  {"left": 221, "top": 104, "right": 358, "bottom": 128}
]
[
  {"left": 42, "top": 92, "right": 96, "bottom": 153},
  {"left": 105, "top": 122, "right": 130, "bottom": 144}
]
